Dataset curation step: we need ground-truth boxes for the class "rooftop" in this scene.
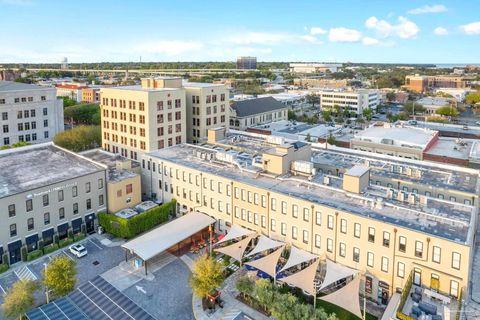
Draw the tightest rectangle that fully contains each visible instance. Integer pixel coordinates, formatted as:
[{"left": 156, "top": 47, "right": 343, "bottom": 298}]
[
  {"left": 0, "top": 81, "right": 51, "bottom": 92},
  {"left": 100, "top": 85, "right": 181, "bottom": 92},
  {"left": 231, "top": 96, "right": 287, "bottom": 118},
  {"left": 182, "top": 81, "right": 225, "bottom": 88},
  {"left": 0, "top": 143, "right": 105, "bottom": 198},
  {"left": 416, "top": 97, "right": 451, "bottom": 106},
  {"left": 80, "top": 149, "right": 139, "bottom": 183},
  {"left": 252, "top": 120, "right": 339, "bottom": 140},
  {"left": 147, "top": 136, "right": 478, "bottom": 244}
]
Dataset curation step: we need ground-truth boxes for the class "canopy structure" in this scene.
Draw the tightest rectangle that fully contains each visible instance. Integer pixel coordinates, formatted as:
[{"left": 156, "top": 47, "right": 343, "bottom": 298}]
[
  {"left": 214, "top": 234, "right": 255, "bottom": 261},
  {"left": 245, "top": 246, "right": 285, "bottom": 278},
  {"left": 319, "top": 275, "right": 363, "bottom": 319},
  {"left": 278, "top": 258, "right": 320, "bottom": 296},
  {"left": 246, "top": 235, "right": 284, "bottom": 257},
  {"left": 216, "top": 224, "right": 256, "bottom": 245},
  {"left": 122, "top": 212, "right": 215, "bottom": 261},
  {"left": 279, "top": 246, "right": 319, "bottom": 272},
  {"left": 319, "top": 259, "right": 359, "bottom": 290}
]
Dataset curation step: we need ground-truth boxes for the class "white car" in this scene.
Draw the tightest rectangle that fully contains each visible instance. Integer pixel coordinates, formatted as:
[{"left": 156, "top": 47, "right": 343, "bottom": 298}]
[{"left": 69, "top": 244, "right": 87, "bottom": 258}]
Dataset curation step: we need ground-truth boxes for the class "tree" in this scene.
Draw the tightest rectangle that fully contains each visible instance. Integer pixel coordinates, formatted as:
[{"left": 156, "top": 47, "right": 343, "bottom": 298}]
[
  {"left": 436, "top": 106, "right": 459, "bottom": 117},
  {"left": 403, "top": 102, "right": 425, "bottom": 115},
  {"left": 288, "top": 109, "right": 297, "bottom": 121},
  {"left": 322, "top": 110, "right": 332, "bottom": 122},
  {"left": 3, "top": 280, "right": 39, "bottom": 320},
  {"left": 236, "top": 276, "right": 255, "bottom": 302},
  {"left": 0, "top": 141, "right": 30, "bottom": 150},
  {"left": 254, "top": 279, "right": 276, "bottom": 312},
  {"left": 465, "top": 92, "right": 480, "bottom": 105},
  {"left": 64, "top": 103, "right": 100, "bottom": 125},
  {"left": 189, "top": 254, "right": 224, "bottom": 299},
  {"left": 271, "top": 292, "right": 299, "bottom": 320},
  {"left": 362, "top": 108, "right": 373, "bottom": 121},
  {"left": 62, "top": 96, "right": 77, "bottom": 108},
  {"left": 43, "top": 256, "right": 77, "bottom": 298},
  {"left": 53, "top": 125, "right": 101, "bottom": 152},
  {"left": 386, "top": 92, "right": 396, "bottom": 102},
  {"left": 327, "top": 135, "right": 337, "bottom": 146},
  {"left": 306, "top": 93, "right": 319, "bottom": 107}
]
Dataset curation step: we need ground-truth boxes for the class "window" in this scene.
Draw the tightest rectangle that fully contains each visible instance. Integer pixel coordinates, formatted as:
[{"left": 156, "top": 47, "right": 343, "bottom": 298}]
[
  {"left": 26, "top": 199, "right": 33, "bottom": 212},
  {"left": 10, "top": 224, "right": 17, "bottom": 237},
  {"left": 327, "top": 238, "right": 333, "bottom": 253},
  {"left": 327, "top": 215, "right": 334, "bottom": 229},
  {"left": 43, "top": 194, "right": 49, "bottom": 206},
  {"left": 292, "top": 226, "right": 298, "bottom": 239},
  {"left": 367, "top": 252, "right": 374, "bottom": 267},
  {"left": 8, "top": 204, "right": 15, "bottom": 217},
  {"left": 353, "top": 247, "right": 360, "bottom": 262},
  {"left": 432, "top": 246, "right": 441, "bottom": 263},
  {"left": 73, "top": 203, "right": 78, "bottom": 214},
  {"left": 450, "top": 280, "right": 459, "bottom": 298},
  {"left": 340, "top": 219, "right": 347, "bottom": 233},
  {"left": 271, "top": 198, "right": 276, "bottom": 211},
  {"left": 59, "top": 207, "right": 65, "bottom": 219},
  {"left": 1, "top": 112, "right": 7, "bottom": 120},
  {"left": 399, "top": 236, "right": 406, "bottom": 252},
  {"left": 126, "top": 184, "right": 133, "bottom": 194},
  {"left": 58, "top": 190, "right": 64, "bottom": 202},
  {"left": 381, "top": 256, "right": 389, "bottom": 272},
  {"left": 27, "top": 218, "right": 34, "bottom": 231},
  {"left": 339, "top": 242, "right": 346, "bottom": 257},
  {"left": 98, "top": 178, "right": 104, "bottom": 189},
  {"left": 315, "top": 211, "right": 321, "bottom": 225},
  {"left": 86, "top": 198, "right": 92, "bottom": 210},
  {"left": 86, "top": 182, "right": 91, "bottom": 193},
  {"left": 315, "top": 234, "right": 321, "bottom": 248},
  {"left": 383, "top": 231, "right": 390, "bottom": 247},
  {"left": 44, "top": 119, "right": 48, "bottom": 127},
  {"left": 397, "top": 262, "right": 405, "bottom": 278},
  {"left": 303, "top": 230, "right": 309, "bottom": 244},
  {"left": 415, "top": 241, "right": 423, "bottom": 258},
  {"left": 281, "top": 223, "right": 287, "bottom": 236},
  {"left": 271, "top": 219, "right": 276, "bottom": 232},
  {"left": 72, "top": 186, "right": 78, "bottom": 197},
  {"left": 303, "top": 208, "right": 310, "bottom": 221},
  {"left": 292, "top": 204, "right": 298, "bottom": 218},
  {"left": 452, "top": 252, "right": 461, "bottom": 270},
  {"left": 281, "top": 201, "right": 287, "bottom": 214},
  {"left": 99, "top": 195, "right": 104, "bottom": 206},
  {"left": 44, "top": 212, "right": 50, "bottom": 225},
  {"left": 368, "top": 227, "right": 375, "bottom": 242},
  {"left": 354, "top": 223, "right": 361, "bottom": 238}
]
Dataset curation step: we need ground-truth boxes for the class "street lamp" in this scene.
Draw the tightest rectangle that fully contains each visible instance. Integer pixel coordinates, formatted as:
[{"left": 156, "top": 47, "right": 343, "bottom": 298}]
[{"left": 43, "top": 263, "right": 50, "bottom": 304}]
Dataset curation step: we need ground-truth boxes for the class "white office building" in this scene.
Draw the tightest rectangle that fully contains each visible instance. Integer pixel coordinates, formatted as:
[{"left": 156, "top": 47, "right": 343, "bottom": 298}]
[{"left": 317, "top": 89, "right": 380, "bottom": 115}]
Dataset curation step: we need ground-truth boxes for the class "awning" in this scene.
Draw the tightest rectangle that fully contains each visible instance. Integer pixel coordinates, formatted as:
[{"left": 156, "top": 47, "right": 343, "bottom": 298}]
[
  {"left": 42, "top": 228, "right": 55, "bottom": 238},
  {"left": 279, "top": 246, "right": 319, "bottom": 272},
  {"left": 216, "top": 224, "right": 256, "bottom": 245},
  {"left": 25, "top": 234, "right": 39, "bottom": 245},
  {"left": 215, "top": 235, "right": 255, "bottom": 261},
  {"left": 245, "top": 245, "right": 285, "bottom": 278},
  {"left": 279, "top": 258, "right": 320, "bottom": 296},
  {"left": 58, "top": 223, "right": 69, "bottom": 233},
  {"left": 319, "top": 275, "right": 363, "bottom": 319},
  {"left": 8, "top": 240, "right": 22, "bottom": 251},
  {"left": 319, "top": 259, "right": 359, "bottom": 290},
  {"left": 246, "top": 235, "right": 284, "bottom": 257},
  {"left": 122, "top": 212, "right": 215, "bottom": 261}
]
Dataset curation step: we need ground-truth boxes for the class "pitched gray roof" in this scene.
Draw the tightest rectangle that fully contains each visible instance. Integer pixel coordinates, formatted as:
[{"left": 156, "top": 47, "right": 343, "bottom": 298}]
[{"left": 231, "top": 97, "right": 286, "bottom": 117}]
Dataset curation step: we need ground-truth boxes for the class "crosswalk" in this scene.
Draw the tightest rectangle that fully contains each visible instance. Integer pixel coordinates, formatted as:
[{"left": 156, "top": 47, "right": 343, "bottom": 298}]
[
  {"left": 221, "top": 309, "right": 241, "bottom": 320},
  {"left": 14, "top": 265, "right": 37, "bottom": 282}
]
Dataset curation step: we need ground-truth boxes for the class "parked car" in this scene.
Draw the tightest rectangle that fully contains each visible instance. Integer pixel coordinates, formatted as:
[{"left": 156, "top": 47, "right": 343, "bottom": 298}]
[{"left": 69, "top": 244, "right": 87, "bottom": 258}]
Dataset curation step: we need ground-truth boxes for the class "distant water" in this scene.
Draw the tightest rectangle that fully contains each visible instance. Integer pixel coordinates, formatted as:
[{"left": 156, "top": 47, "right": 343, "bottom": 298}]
[{"left": 434, "top": 63, "right": 479, "bottom": 68}]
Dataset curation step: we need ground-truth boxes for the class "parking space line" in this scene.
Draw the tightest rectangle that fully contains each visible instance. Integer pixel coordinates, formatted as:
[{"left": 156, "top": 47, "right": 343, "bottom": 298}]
[
  {"left": 77, "top": 287, "right": 114, "bottom": 320},
  {"left": 62, "top": 250, "right": 75, "bottom": 261},
  {"left": 0, "top": 284, "right": 6, "bottom": 295},
  {"left": 88, "top": 238, "right": 103, "bottom": 250}
]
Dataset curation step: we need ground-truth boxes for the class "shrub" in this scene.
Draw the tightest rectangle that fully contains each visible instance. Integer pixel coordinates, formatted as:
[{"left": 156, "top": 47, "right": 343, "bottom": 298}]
[
  {"left": 67, "top": 228, "right": 74, "bottom": 239},
  {"left": 27, "top": 249, "right": 44, "bottom": 261},
  {"left": 2, "top": 253, "right": 9, "bottom": 266},
  {"left": 98, "top": 200, "right": 176, "bottom": 239},
  {"left": 38, "top": 239, "right": 44, "bottom": 251},
  {"left": 53, "top": 234, "right": 59, "bottom": 245},
  {"left": 21, "top": 246, "right": 27, "bottom": 262},
  {"left": 81, "top": 223, "right": 87, "bottom": 235},
  {"left": 59, "top": 238, "right": 74, "bottom": 248},
  {"left": 0, "top": 264, "right": 9, "bottom": 274},
  {"left": 43, "top": 244, "right": 59, "bottom": 255}
]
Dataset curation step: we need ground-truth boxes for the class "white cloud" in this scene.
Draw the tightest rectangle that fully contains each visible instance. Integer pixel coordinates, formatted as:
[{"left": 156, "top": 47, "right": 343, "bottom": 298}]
[
  {"left": 433, "top": 27, "right": 449, "bottom": 35},
  {"left": 329, "top": 27, "right": 362, "bottom": 42},
  {"left": 365, "top": 16, "right": 419, "bottom": 39},
  {"left": 362, "top": 37, "right": 380, "bottom": 46},
  {"left": 298, "top": 35, "right": 321, "bottom": 43},
  {"left": 135, "top": 40, "right": 203, "bottom": 56},
  {"left": 459, "top": 21, "right": 480, "bottom": 35},
  {"left": 310, "top": 27, "right": 327, "bottom": 35},
  {"left": 408, "top": 4, "right": 447, "bottom": 14}
]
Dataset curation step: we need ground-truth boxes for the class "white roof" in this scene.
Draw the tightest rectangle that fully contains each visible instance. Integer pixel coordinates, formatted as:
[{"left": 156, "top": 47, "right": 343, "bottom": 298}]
[
  {"left": 279, "top": 258, "right": 320, "bottom": 295},
  {"left": 216, "top": 224, "right": 256, "bottom": 245},
  {"left": 319, "top": 275, "right": 363, "bottom": 319},
  {"left": 354, "top": 126, "right": 437, "bottom": 150},
  {"left": 279, "top": 246, "right": 319, "bottom": 272},
  {"left": 246, "top": 235, "right": 284, "bottom": 257},
  {"left": 416, "top": 97, "right": 450, "bottom": 106},
  {"left": 214, "top": 235, "right": 255, "bottom": 261},
  {"left": 319, "top": 259, "right": 359, "bottom": 290},
  {"left": 245, "top": 246, "right": 285, "bottom": 278},
  {"left": 122, "top": 212, "right": 215, "bottom": 261},
  {"left": 345, "top": 165, "right": 369, "bottom": 177}
]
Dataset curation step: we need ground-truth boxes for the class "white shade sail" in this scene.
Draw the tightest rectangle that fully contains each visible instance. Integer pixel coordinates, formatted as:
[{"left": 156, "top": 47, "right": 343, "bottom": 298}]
[
  {"left": 214, "top": 234, "right": 254, "bottom": 261},
  {"left": 319, "top": 275, "right": 363, "bottom": 319},
  {"left": 245, "top": 246, "right": 285, "bottom": 278},
  {"left": 319, "top": 259, "right": 359, "bottom": 290},
  {"left": 246, "top": 235, "right": 284, "bottom": 257},
  {"left": 278, "top": 258, "right": 320, "bottom": 296},
  {"left": 279, "top": 246, "right": 319, "bottom": 272},
  {"left": 216, "top": 224, "right": 256, "bottom": 245}
]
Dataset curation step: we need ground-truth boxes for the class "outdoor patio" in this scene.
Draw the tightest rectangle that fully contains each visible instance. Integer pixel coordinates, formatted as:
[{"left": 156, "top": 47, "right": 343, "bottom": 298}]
[{"left": 401, "top": 285, "right": 459, "bottom": 320}]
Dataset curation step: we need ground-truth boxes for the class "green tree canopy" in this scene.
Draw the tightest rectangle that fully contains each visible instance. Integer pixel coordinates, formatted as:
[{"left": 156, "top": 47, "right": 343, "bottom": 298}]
[
  {"left": 386, "top": 92, "right": 396, "bottom": 102},
  {"left": 62, "top": 96, "right": 77, "bottom": 108},
  {"left": 43, "top": 256, "right": 77, "bottom": 298},
  {"left": 189, "top": 254, "right": 224, "bottom": 298},
  {"left": 236, "top": 276, "right": 255, "bottom": 301},
  {"left": 465, "top": 92, "right": 480, "bottom": 105},
  {"left": 306, "top": 93, "right": 320, "bottom": 107},
  {"left": 53, "top": 125, "right": 101, "bottom": 152},
  {"left": 288, "top": 109, "right": 297, "bottom": 121},
  {"left": 362, "top": 108, "right": 373, "bottom": 121},
  {"left": 403, "top": 102, "right": 426, "bottom": 115},
  {"left": 254, "top": 279, "right": 276, "bottom": 311},
  {"left": 436, "top": 106, "right": 459, "bottom": 117},
  {"left": 322, "top": 110, "right": 332, "bottom": 122},
  {"left": 64, "top": 103, "right": 100, "bottom": 125},
  {"left": 3, "top": 280, "right": 39, "bottom": 320}
]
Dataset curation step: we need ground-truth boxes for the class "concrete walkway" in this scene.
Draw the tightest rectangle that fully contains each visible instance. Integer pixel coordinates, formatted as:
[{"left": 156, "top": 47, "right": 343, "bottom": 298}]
[{"left": 181, "top": 255, "right": 270, "bottom": 320}]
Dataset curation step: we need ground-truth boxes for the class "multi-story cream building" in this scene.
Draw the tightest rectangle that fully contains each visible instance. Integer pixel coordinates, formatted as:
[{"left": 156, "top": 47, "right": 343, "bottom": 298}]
[
  {"left": 0, "top": 81, "right": 64, "bottom": 147},
  {"left": 141, "top": 128, "right": 478, "bottom": 306},
  {"left": 183, "top": 82, "right": 229, "bottom": 143},
  {"left": 100, "top": 77, "right": 187, "bottom": 161},
  {"left": 0, "top": 143, "right": 107, "bottom": 265},
  {"left": 317, "top": 88, "right": 380, "bottom": 115}
]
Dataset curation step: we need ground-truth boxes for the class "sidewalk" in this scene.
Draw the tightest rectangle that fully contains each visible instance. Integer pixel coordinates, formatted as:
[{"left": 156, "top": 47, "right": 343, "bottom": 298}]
[{"left": 181, "top": 255, "right": 270, "bottom": 320}]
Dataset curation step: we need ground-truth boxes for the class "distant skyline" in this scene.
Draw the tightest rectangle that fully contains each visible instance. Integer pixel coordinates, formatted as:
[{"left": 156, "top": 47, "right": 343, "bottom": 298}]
[{"left": 1, "top": 0, "right": 479, "bottom": 64}]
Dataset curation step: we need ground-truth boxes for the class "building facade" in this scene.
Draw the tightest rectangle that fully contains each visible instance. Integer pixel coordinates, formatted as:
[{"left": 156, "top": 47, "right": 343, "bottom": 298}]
[
  {"left": 230, "top": 97, "right": 288, "bottom": 131},
  {"left": 140, "top": 129, "right": 477, "bottom": 305},
  {"left": 0, "top": 81, "right": 64, "bottom": 147},
  {"left": 293, "top": 78, "right": 348, "bottom": 88},
  {"left": 404, "top": 75, "right": 467, "bottom": 93},
  {"left": 289, "top": 63, "right": 342, "bottom": 74},
  {"left": 82, "top": 88, "right": 101, "bottom": 103},
  {"left": 236, "top": 56, "right": 257, "bottom": 70},
  {"left": 317, "top": 89, "right": 379, "bottom": 115},
  {"left": 55, "top": 83, "right": 87, "bottom": 102},
  {"left": 0, "top": 143, "right": 107, "bottom": 265}
]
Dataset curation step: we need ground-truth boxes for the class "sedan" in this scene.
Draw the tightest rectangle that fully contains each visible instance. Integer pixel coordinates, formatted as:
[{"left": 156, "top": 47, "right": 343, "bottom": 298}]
[{"left": 69, "top": 244, "right": 88, "bottom": 258}]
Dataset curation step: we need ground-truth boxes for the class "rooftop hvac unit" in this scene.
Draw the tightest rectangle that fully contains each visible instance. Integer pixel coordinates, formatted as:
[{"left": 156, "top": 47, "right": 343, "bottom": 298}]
[
  {"left": 398, "top": 166, "right": 404, "bottom": 174},
  {"left": 376, "top": 198, "right": 384, "bottom": 209},
  {"left": 420, "top": 196, "right": 428, "bottom": 206},
  {"left": 397, "top": 191, "right": 406, "bottom": 202},
  {"left": 323, "top": 176, "right": 330, "bottom": 185},
  {"left": 386, "top": 188, "right": 394, "bottom": 199},
  {"left": 408, "top": 193, "right": 417, "bottom": 205},
  {"left": 406, "top": 167, "right": 412, "bottom": 176},
  {"left": 391, "top": 165, "right": 396, "bottom": 172},
  {"left": 415, "top": 169, "right": 422, "bottom": 178}
]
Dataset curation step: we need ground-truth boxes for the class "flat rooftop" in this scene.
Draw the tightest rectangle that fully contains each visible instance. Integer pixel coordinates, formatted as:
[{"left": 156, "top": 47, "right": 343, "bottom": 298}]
[
  {"left": 147, "top": 141, "right": 477, "bottom": 244},
  {"left": 425, "top": 138, "right": 473, "bottom": 161},
  {"left": 182, "top": 81, "right": 225, "bottom": 88},
  {"left": 252, "top": 120, "right": 338, "bottom": 140},
  {"left": 100, "top": 85, "right": 181, "bottom": 92},
  {"left": 80, "top": 149, "right": 139, "bottom": 183},
  {"left": 353, "top": 126, "right": 438, "bottom": 150},
  {"left": 0, "top": 80, "right": 52, "bottom": 92},
  {"left": 0, "top": 143, "right": 105, "bottom": 198}
]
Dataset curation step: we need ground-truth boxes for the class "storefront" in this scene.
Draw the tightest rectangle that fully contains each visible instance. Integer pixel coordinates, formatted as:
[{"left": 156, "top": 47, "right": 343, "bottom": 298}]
[
  {"left": 25, "top": 234, "right": 39, "bottom": 253},
  {"left": 57, "top": 223, "right": 69, "bottom": 240},
  {"left": 42, "top": 228, "right": 55, "bottom": 246},
  {"left": 85, "top": 213, "right": 96, "bottom": 234},
  {"left": 71, "top": 217, "right": 83, "bottom": 234},
  {"left": 7, "top": 240, "right": 22, "bottom": 265}
]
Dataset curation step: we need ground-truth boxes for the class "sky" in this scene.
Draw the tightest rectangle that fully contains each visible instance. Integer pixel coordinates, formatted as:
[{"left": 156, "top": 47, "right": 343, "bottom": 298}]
[{"left": 0, "top": 0, "right": 480, "bottom": 64}]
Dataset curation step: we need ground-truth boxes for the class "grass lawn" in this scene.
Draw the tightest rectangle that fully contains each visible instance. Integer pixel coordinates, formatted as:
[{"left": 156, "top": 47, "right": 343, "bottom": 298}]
[{"left": 315, "top": 299, "right": 377, "bottom": 320}]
